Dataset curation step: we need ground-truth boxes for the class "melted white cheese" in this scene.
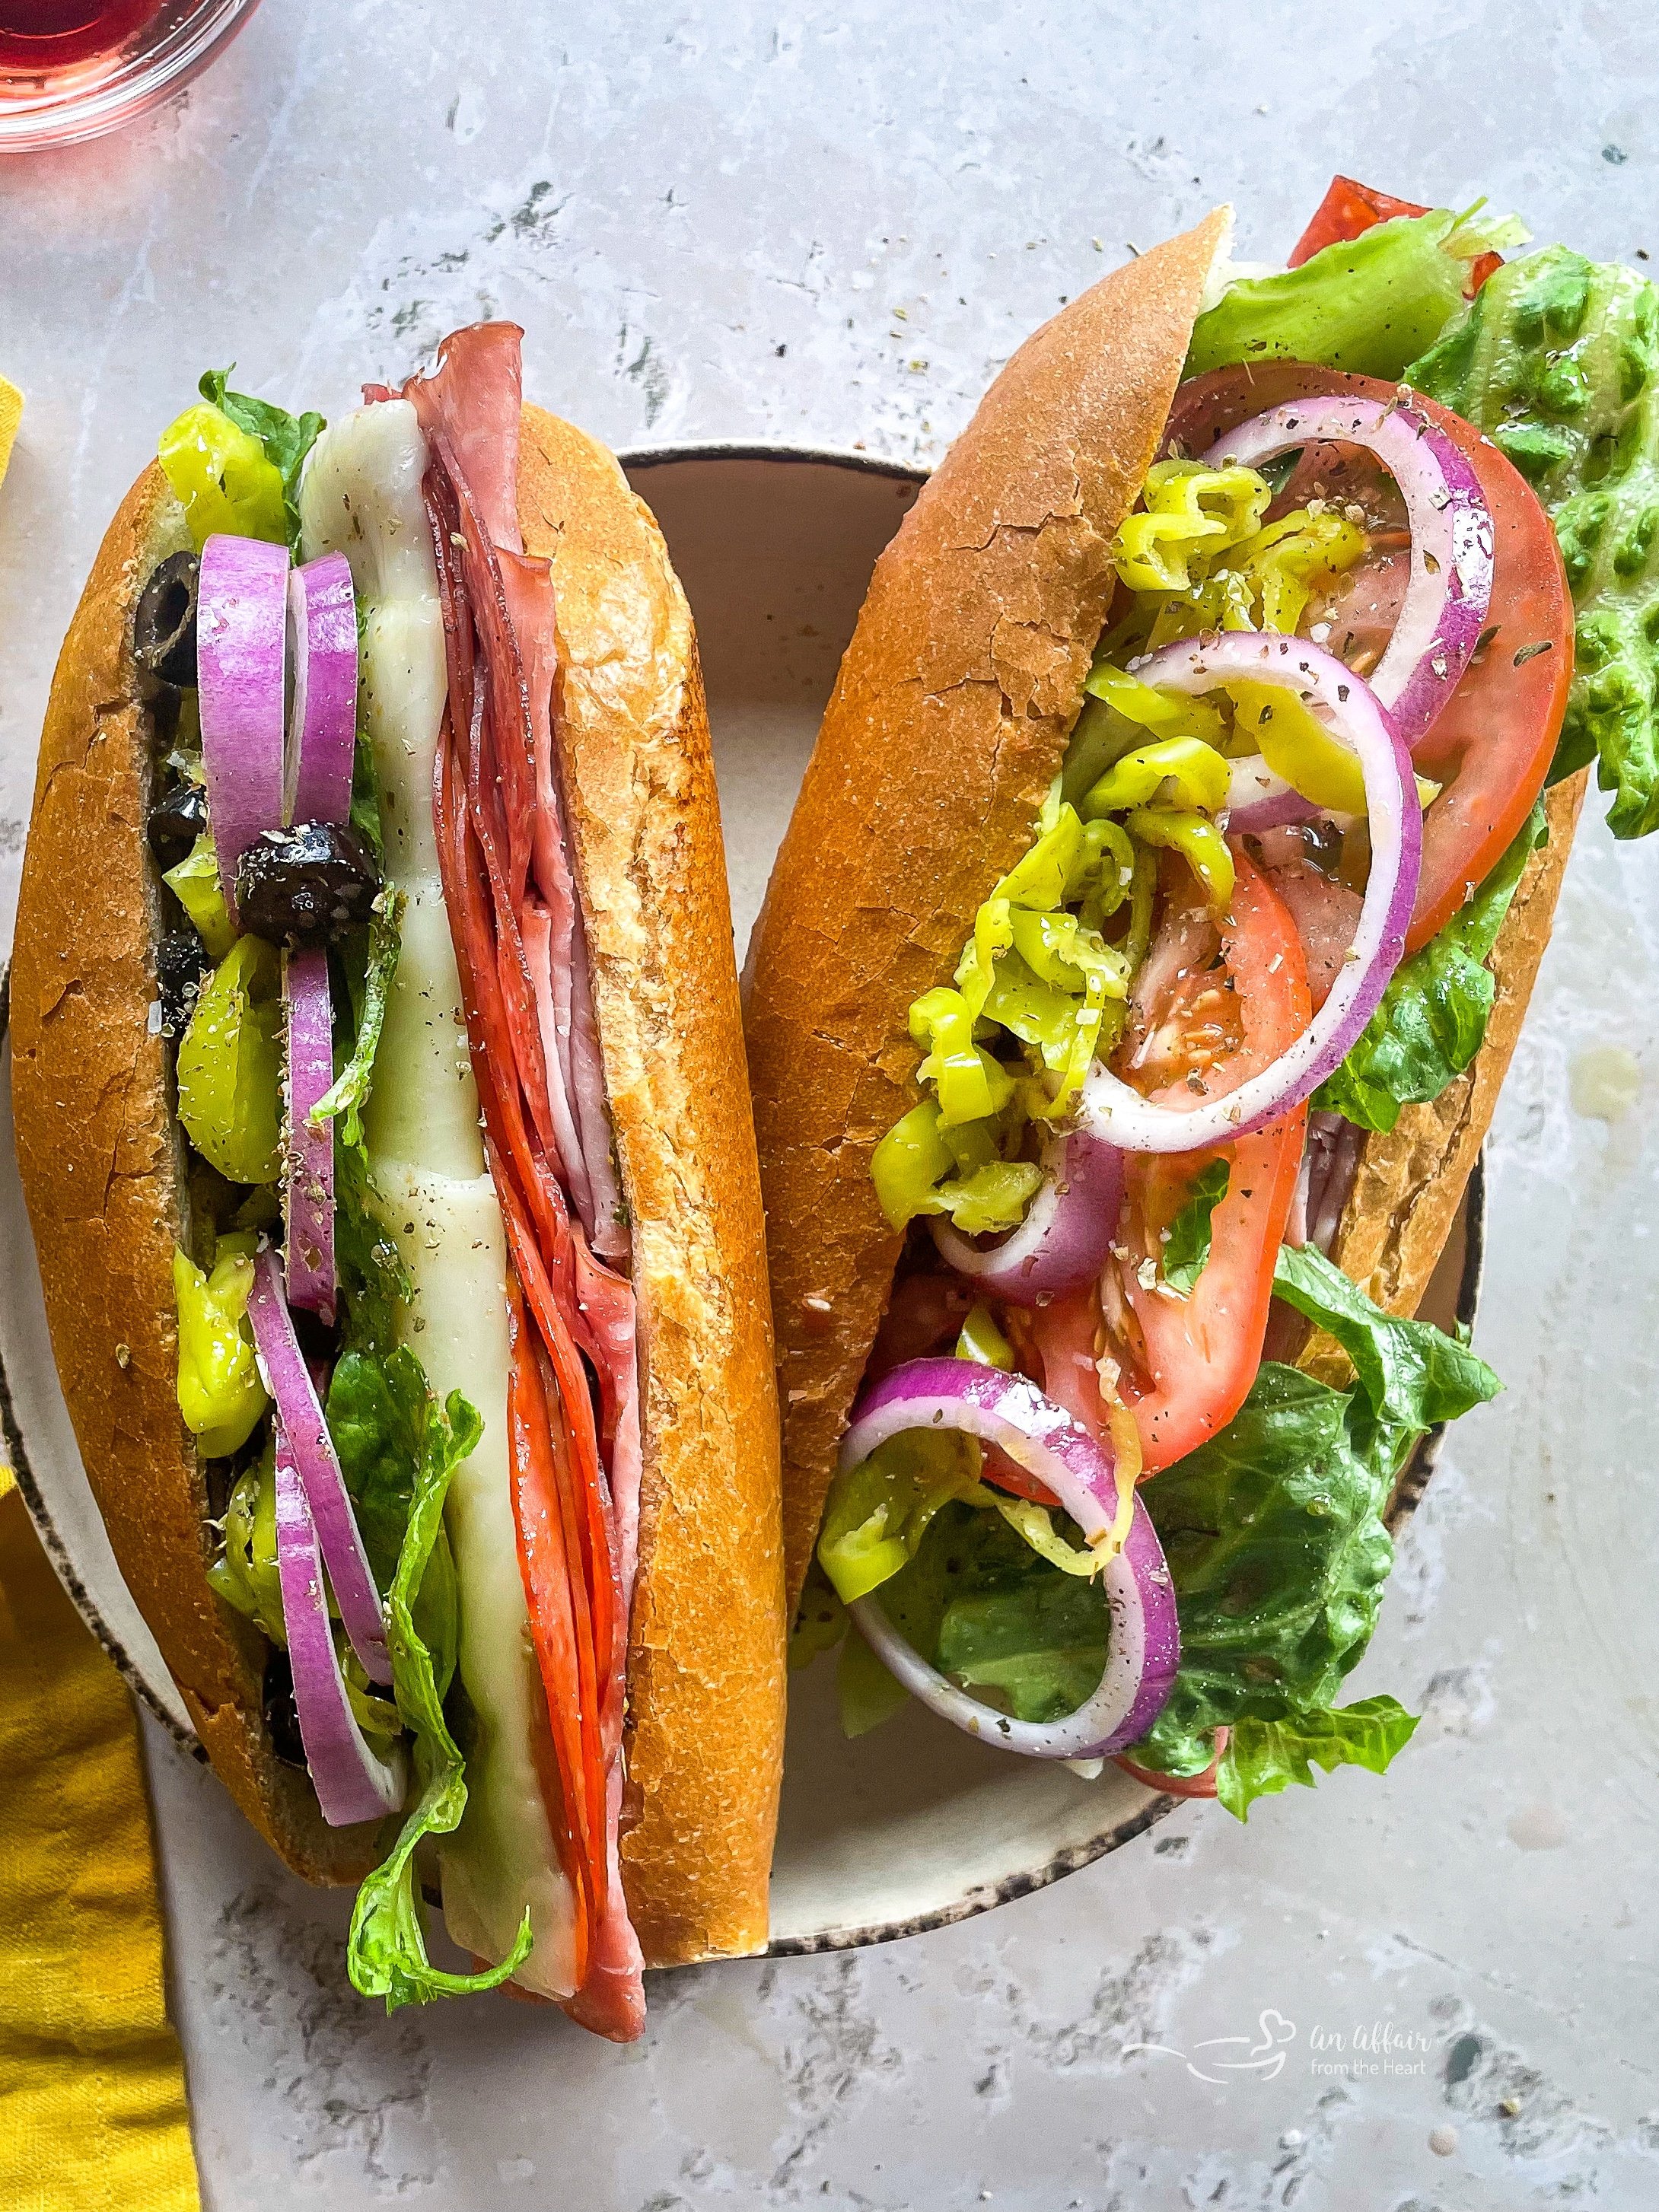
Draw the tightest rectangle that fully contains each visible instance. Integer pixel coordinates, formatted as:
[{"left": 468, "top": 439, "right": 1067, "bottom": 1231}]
[{"left": 300, "top": 404, "right": 577, "bottom": 1997}]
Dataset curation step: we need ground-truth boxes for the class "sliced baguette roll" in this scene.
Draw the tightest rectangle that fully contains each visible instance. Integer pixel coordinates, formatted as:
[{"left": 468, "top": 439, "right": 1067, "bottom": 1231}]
[
  {"left": 11, "top": 412, "right": 786, "bottom": 1960},
  {"left": 742, "top": 209, "right": 1585, "bottom": 1612}
]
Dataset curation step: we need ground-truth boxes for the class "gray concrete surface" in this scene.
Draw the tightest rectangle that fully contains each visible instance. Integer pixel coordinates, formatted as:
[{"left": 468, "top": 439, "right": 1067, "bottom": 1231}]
[{"left": 2, "top": 2, "right": 1657, "bottom": 2206}]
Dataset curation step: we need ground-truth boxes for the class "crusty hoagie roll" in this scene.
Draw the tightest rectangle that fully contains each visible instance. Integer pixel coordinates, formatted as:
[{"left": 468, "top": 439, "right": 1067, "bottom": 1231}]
[
  {"left": 11, "top": 323, "right": 784, "bottom": 2035},
  {"left": 748, "top": 183, "right": 1636, "bottom": 1813}
]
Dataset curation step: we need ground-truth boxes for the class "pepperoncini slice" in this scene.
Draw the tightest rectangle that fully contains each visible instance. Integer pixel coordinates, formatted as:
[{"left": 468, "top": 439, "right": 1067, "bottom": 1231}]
[
  {"left": 1123, "top": 807, "right": 1237, "bottom": 910},
  {"left": 1081, "top": 734, "right": 1231, "bottom": 819},
  {"left": 162, "top": 832, "right": 237, "bottom": 959},
  {"left": 176, "top": 934, "right": 283, "bottom": 1185},
  {"left": 158, "top": 401, "right": 288, "bottom": 550},
  {"left": 174, "top": 1233, "right": 269, "bottom": 1459}
]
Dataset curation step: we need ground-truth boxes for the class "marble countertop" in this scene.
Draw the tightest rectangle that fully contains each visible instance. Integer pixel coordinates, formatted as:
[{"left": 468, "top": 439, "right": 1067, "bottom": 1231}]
[{"left": 3, "top": 3, "right": 1657, "bottom": 2206}]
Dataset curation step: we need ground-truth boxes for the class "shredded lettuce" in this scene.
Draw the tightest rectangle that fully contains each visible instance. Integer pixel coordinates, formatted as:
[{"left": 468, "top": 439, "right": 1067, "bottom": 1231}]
[
  {"left": 310, "top": 890, "right": 404, "bottom": 1155},
  {"left": 1216, "top": 1695, "right": 1419, "bottom": 1822},
  {"left": 345, "top": 1373, "right": 529, "bottom": 2009},
  {"left": 1408, "top": 248, "right": 1659, "bottom": 836},
  {"left": 327, "top": 1346, "right": 460, "bottom": 1691},
  {"left": 1312, "top": 803, "right": 1546, "bottom": 1131},
  {"left": 1188, "top": 205, "right": 1527, "bottom": 384}
]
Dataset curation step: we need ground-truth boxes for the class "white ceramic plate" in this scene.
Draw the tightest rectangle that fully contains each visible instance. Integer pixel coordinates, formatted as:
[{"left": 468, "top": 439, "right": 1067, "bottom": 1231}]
[{"left": 0, "top": 444, "right": 1479, "bottom": 1956}]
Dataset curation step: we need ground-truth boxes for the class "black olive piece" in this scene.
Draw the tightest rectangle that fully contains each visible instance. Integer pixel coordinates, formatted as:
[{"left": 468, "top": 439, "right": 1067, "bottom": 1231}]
[
  {"left": 234, "top": 820, "right": 381, "bottom": 947},
  {"left": 132, "top": 551, "right": 201, "bottom": 688},
  {"left": 157, "top": 928, "right": 212, "bottom": 1039},
  {"left": 148, "top": 776, "right": 209, "bottom": 869},
  {"left": 261, "top": 1649, "right": 309, "bottom": 1771}
]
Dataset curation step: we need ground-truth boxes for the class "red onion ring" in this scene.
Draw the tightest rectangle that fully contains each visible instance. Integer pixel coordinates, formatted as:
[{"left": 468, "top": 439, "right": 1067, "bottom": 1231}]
[
  {"left": 247, "top": 1247, "right": 392, "bottom": 1685},
  {"left": 930, "top": 1127, "right": 1126, "bottom": 1304},
  {"left": 1200, "top": 394, "right": 1492, "bottom": 750},
  {"left": 283, "top": 947, "right": 336, "bottom": 1322},
  {"left": 843, "top": 1355, "right": 1124, "bottom": 1542},
  {"left": 198, "top": 534, "right": 291, "bottom": 921},
  {"left": 273, "top": 1427, "right": 406, "bottom": 1826},
  {"left": 841, "top": 1355, "right": 1179, "bottom": 1757},
  {"left": 1224, "top": 756, "right": 1328, "bottom": 835},
  {"left": 1081, "top": 635, "right": 1419, "bottom": 1154},
  {"left": 286, "top": 552, "right": 359, "bottom": 826}
]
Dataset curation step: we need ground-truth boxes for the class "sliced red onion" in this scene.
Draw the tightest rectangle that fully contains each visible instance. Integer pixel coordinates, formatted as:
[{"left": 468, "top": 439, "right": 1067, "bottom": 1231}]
[
  {"left": 1081, "top": 635, "right": 1419, "bottom": 1155},
  {"left": 272, "top": 1427, "right": 406, "bottom": 1826},
  {"left": 247, "top": 1247, "right": 392, "bottom": 1685},
  {"left": 845, "top": 1356, "right": 1126, "bottom": 1545},
  {"left": 1200, "top": 394, "right": 1492, "bottom": 750},
  {"left": 930, "top": 1128, "right": 1126, "bottom": 1304},
  {"left": 842, "top": 1356, "right": 1178, "bottom": 1756},
  {"left": 283, "top": 946, "right": 336, "bottom": 1322},
  {"left": 197, "top": 534, "right": 290, "bottom": 921},
  {"left": 286, "top": 552, "right": 358, "bottom": 826},
  {"left": 1224, "top": 756, "right": 1326, "bottom": 835}
]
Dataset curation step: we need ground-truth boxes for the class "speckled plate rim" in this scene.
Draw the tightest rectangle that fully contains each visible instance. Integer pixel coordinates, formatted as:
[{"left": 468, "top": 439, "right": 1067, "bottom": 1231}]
[{"left": 0, "top": 438, "right": 1489, "bottom": 1959}]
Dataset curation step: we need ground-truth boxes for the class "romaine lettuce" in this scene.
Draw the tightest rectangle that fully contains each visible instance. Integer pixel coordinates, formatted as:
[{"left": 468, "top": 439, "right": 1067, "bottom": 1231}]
[
  {"left": 1188, "top": 207, "right": 1526, "bottom": 384},
  {"left": 1216, "top": 1695, "right": 1419, "bottom": 1821},
  {"left": 1311, "top": 804, "right": 1546, "bottom": 1131},
  {"left": 345, "top": 1366, "right": 524, "bottom": 2008},
  {"left": 1409, "top": 248, "right": 1659, "bottom": 836}
]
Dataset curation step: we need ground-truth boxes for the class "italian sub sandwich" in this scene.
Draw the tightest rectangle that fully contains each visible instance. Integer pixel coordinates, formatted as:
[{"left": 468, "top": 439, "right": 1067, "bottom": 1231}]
[
  {"left": 747, "top": 180, "right": 1657, "bottom": 1813},
  {"left": 11, "top": 323, "right": 785, "bottom": 2035}
]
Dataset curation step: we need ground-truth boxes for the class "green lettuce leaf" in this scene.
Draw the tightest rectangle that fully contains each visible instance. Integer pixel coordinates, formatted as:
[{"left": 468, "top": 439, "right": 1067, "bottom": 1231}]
[
  {"left": 198, "top": 368, "right": 325, "bottom": 552},
  {"left": 1312, "top": 805, "right": 1546, "bottom": 1131},
  {"left": 1217, "top": 1695, "right": 1419, "bottom": 1821},
  {"left": 346, "top": 1373, "right": 527, "bottom": 2008},
  {"left": 334, "top": 1144, "right": 409, "bottom": 1361},
  {"left": 311, "top": 890, "right": 404, "bottom": 1156},
  {"left": 1188, "top": 208, "right": 1521, "bottom": 384},
  {"left": 1408, "top": 248, "right": 1659, "bottom": 836},
  {"left": 842, "top": 1501, "right": 1108, "bottom": 1737},
  {"left": 1161, "top": 1158, "right": 1230, "bottom": 1295},
  {"left": 326, "top": 1345, "right": 459, "bottom": 1693},
  {"left": 1271, "top": 1243, "right": 1500, "bottom": 1443},
  {"left": 1131, "top": 1365, "right": 1398, "bottom": 1777}
]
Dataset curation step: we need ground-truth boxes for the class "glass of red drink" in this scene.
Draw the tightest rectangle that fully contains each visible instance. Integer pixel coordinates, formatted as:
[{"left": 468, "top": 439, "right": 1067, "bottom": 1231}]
[{"left": 0, "top": 0, "right": 263, "bottom": 149}]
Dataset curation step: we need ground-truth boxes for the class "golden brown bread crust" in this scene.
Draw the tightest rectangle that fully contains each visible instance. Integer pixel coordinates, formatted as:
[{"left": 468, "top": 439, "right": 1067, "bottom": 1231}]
[
  {"left": 742, "top": 211, "right": 1234, "bottom": 1609},
  {"left": 1299, "top": 769, "right": 1588, "bottom": 1379},
  {"left": 10, "top": 467, "right": 387, "bottom": 1884},
  {"left": 518, "top": 409, "right": 785, "bottom": 1967}
]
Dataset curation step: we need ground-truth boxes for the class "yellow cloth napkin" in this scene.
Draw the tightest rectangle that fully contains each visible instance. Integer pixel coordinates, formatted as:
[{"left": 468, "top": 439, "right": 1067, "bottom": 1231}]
[{"left": 0, "top": 1472, "right": 202, "bottom": 2212}]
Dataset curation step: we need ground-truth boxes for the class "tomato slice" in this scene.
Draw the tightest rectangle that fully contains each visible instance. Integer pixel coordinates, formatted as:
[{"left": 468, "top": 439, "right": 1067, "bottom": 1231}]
[
  {"left": 1104, "top": 851, "right": 1311, "bottom": 1475},
  {"left": 1166, "top": 361, "right": 1573, "bottom": 952},
  {"left": 1288, "top": 174, "right": 1500, "bottom": 293}
]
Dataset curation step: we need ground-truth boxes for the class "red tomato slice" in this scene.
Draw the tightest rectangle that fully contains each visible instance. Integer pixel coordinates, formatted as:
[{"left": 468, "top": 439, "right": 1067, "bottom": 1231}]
[
  {"left": 1289, "top": 174, "right": 1499, "bottom": 292},
  {"left": 1166, "top": 361, "right": 1573, "bottom": 953},
  {"left": 1104, "top": 851, "right": 1311, "bottom": 1475}
]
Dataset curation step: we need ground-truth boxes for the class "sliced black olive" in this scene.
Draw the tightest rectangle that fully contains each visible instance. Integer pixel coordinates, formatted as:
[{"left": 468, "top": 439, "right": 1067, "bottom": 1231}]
[
  {"left": 147, "top": 776, "right": 209, "bottom": 868},
  {"left": 234, "top": 820, "right": 381, "bottom": 946},
  {"left": 157, "top": 928, "right": 212, "bottom": 1039},
  {"left": 132, "top": 551, "right": 200, "bottom": 688},
  {"left": 261, "top": 1649, "right": 309, "bottom": 1771}
]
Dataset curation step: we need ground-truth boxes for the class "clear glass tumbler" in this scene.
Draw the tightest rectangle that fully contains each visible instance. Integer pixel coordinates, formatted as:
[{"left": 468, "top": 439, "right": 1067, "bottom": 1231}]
[{"left": 0, "top": 0, "right": 263, "bottom": 151}]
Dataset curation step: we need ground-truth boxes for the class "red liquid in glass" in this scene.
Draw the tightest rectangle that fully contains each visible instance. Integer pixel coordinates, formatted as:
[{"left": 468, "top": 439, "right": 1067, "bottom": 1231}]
[{"left": 0, "top": 0, "right": 164, "bottom": 72}]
